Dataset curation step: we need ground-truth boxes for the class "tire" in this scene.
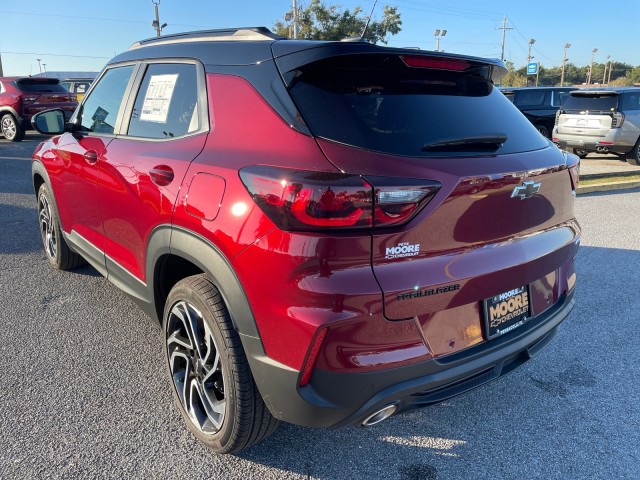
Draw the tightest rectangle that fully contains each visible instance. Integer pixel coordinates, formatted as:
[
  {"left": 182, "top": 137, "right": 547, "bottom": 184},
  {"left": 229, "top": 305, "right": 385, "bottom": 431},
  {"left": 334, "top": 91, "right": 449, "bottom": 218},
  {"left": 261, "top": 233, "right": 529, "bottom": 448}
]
[
  {"left": 535, "top": 124, "right": 549, "bottom": 138},
  {"left": 626, "top": 141, "right": 640, "bottom": 166},
  {"left": 1, "top": 113, "right": 25, "bottom": 142},
  {"left": 37, "top": 184, "right": 86, "bottom": 270},
  {"left": 163, "top": 274, "right": 279, "bottom": 453},
  {"left": 573, "top": 148, "right": 589, "bottom": 159}
]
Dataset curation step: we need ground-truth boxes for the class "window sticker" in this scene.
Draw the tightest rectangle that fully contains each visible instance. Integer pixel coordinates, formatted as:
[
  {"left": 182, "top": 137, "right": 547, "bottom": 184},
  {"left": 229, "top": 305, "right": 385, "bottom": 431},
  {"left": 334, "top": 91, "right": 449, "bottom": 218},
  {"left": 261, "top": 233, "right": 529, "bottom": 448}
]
[{"left": 140, "top": 74, "right": 178, "bottom": 123}]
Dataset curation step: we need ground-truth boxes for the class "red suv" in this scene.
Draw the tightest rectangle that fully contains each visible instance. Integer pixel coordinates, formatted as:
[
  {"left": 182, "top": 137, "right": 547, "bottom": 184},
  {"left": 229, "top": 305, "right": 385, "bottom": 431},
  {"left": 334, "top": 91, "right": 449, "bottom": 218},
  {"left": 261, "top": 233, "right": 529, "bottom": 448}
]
[
  {"left": 31, "top": 28, "right": 580, "bottom": 453},
  {"left": 0, "top": 77, "right": 77, "bottom": 141}
]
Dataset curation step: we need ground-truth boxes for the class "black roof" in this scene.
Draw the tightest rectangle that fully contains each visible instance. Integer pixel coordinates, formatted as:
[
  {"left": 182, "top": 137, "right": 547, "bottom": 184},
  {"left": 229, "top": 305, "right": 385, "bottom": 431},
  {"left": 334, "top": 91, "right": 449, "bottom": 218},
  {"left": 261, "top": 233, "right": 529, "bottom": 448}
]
[{"left": 108, "top": 27, "right": 507, "bottom": 80}]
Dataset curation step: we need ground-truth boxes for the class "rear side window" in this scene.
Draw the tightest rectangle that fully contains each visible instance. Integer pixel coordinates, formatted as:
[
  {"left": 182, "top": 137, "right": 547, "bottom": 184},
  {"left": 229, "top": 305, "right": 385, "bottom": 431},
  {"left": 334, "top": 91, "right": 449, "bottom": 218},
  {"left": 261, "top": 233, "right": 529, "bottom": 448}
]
[
  {"left": 562, "top": 93, "right": 619, "bottom": 112},
  {"left": 619, "top": 93, "right": 640, "bottom": 111},
  {"left": 513, "top": 90, "right": 546, "bottom": 107},
  {"left": 287, "top": 55, "right": 547, "bottom": 157},
  {"left": 127, "top": 63, "right": 200, "bottom": 139},
  {"left": 79, "top": 65, "right": 135, "bottom": 134},
  {"left": 15, "top": 79, "right": 67, "bottom": 93}
]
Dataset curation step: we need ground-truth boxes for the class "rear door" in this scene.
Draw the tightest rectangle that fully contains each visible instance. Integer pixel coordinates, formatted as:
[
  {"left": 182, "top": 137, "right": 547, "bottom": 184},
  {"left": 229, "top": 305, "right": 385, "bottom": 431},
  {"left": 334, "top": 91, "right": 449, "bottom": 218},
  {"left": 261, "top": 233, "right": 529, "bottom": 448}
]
[
  {"left": 281, "top": 50, "right": 578, "bottom": 328},
  {"left": 557, "top": 91, "right": 619, "bottom": 137},
  {"left": 15, "top": 78, "right": 77, "bottom": 120}
]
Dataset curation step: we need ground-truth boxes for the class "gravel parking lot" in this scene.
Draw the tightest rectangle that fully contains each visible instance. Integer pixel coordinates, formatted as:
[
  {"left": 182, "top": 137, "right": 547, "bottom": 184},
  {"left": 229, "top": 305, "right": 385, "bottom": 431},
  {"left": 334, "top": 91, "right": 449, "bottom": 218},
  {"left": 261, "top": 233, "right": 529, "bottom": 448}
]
[{"left": 1, "top": 134, "right": 639, "bottom": 479}]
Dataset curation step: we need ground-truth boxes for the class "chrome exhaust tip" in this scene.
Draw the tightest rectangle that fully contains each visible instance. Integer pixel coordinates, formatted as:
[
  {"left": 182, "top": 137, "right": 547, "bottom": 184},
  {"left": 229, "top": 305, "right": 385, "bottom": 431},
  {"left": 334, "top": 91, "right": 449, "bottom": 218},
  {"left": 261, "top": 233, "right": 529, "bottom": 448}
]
[{"left": 361, "top": 404, "right": 398, "bottom": 426}]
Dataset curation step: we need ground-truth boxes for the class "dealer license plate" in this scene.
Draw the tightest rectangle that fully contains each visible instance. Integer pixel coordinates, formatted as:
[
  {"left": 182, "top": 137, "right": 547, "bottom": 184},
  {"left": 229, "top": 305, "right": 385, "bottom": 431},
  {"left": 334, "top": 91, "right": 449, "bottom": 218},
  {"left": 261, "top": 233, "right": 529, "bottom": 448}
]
[{"left": 483, "top": 286, "right": 531, "bottom": 339}]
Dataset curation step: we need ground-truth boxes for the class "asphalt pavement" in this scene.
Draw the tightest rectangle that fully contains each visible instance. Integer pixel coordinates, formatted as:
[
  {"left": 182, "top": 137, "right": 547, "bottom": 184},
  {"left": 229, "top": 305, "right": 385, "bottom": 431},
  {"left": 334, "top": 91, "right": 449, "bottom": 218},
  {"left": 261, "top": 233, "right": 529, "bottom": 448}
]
[{"left": 1, "top": 134, "right": 639, "bottom": 479}]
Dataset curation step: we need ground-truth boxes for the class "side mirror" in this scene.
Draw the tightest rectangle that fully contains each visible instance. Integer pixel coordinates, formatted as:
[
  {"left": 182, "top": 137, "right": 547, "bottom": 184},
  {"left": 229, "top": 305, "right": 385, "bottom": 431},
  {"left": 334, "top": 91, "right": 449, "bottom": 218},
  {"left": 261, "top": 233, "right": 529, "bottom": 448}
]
[{"left": 31, "top": 109, "right": 67, "bottom": 135}]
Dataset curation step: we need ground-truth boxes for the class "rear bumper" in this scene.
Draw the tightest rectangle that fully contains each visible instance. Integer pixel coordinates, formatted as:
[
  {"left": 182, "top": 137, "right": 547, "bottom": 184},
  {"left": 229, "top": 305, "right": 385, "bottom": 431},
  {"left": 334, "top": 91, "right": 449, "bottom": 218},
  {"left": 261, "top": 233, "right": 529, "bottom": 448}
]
[
  {"left": 554, "top": 131, "right": 635, "bottom": 153},
  {"left": 245, "top": 288, "right": 575, "bottom": 428}
]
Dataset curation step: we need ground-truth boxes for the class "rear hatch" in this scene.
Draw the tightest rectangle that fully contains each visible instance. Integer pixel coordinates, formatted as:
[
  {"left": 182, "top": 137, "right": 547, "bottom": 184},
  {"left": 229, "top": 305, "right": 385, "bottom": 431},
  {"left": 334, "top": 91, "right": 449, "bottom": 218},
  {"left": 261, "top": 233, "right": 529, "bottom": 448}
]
[
  {"left": 15, "top": 78, "right": 78, "bottom": 119},
  {"left": 556, "top": 91, "right": 620, "bottom": 138},
  {"left": 273, "top": 44, "right": 578, "bottom": 334}
]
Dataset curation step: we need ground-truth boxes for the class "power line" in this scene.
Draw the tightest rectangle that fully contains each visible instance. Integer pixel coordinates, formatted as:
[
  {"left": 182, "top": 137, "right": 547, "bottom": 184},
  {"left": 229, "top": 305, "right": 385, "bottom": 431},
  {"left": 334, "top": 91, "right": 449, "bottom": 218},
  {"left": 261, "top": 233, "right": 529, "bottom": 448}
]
[
  {"left": 0, "top": 51, "right": 111, "bottom": 60},
  {"left": 0, "top": 10, "right": 208, "bottom": 29}
]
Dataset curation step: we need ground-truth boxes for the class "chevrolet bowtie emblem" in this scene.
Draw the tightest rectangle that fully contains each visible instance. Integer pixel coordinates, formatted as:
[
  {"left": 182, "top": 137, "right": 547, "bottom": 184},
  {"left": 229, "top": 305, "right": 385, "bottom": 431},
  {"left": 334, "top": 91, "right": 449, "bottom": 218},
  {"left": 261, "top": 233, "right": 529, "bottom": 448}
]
[{"left": 511, "top": 180, "right": 541, "bottom": 200}]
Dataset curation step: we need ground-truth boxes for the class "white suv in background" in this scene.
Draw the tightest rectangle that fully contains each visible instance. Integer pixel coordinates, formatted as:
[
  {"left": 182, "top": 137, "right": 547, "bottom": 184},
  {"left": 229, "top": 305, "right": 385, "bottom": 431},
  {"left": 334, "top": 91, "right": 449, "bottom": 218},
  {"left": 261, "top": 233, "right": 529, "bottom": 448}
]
[{"left": 553, "top": 88, "right": 640, "bottom": 165}]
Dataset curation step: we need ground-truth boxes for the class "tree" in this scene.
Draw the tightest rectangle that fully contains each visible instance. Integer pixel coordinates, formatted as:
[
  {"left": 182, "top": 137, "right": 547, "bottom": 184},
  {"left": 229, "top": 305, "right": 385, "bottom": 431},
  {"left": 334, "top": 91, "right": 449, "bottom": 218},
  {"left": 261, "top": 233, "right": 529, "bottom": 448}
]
[{"left": 274, "top": 0, "right": 402, "bottom": 44}]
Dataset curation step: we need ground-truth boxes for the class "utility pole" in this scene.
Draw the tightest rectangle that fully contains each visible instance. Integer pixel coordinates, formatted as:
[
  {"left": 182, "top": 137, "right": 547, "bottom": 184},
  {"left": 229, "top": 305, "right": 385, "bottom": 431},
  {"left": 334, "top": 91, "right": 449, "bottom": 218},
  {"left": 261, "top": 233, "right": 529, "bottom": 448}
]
[
  {"left": 292, "top": 0, "right": 298, "bottom": 39},
  {"left": 587, "top": 48, "right": 597, "bottom": 84},
  {"left": 608, "top": 60, "right": 614, "bottom": 84},
  {"left": 152, "top": 0, "right": 167, "bottom": 37},
  {"left": 560, "top": 43, "right": 571, "bottom": 86},
  {"left": 497, "top": 16, "right": 512, "bottom": 62}
]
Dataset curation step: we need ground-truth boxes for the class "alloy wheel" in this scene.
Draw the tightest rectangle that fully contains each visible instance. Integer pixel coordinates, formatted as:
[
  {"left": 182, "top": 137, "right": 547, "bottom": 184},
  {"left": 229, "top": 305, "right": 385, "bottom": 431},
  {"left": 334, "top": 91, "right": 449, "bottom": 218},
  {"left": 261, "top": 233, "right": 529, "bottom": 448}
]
[
  {"left": 1, "top": 116, "right": 17, "bottom": 140},
  {"left": 166, "top": 300, "right": 226, "bottom": 434},
  {"left": 38, "top": 192, "right": 57, "bottom": 260}
]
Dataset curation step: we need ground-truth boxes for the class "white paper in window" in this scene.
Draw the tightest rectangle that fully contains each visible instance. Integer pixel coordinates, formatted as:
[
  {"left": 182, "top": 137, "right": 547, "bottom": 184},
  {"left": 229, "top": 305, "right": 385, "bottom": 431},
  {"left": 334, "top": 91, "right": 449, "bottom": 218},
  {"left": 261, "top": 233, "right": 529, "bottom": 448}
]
[{"left": 140, "top": 74, "right": 178, "bottom": 123}]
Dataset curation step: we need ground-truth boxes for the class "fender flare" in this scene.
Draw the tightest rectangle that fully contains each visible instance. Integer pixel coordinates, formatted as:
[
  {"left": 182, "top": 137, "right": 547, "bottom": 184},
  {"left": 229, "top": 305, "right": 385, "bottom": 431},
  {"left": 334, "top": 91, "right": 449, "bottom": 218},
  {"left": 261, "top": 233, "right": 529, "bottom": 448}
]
[{"left": 147, "top": 226, "right": 261, "bottom": 339}]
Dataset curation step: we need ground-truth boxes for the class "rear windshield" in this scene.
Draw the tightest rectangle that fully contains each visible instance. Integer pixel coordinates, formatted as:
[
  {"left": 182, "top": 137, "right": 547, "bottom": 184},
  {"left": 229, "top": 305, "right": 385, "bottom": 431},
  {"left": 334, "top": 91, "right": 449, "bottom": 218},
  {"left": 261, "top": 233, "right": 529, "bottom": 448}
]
[
  {"left": 287, "top": 54, "right": 547, "bottom": 157},
  {"left": 15, "top": 78, "right": 67, "bottom": 93},
  {"left": 562, "top": 93, "right": 619, "bottom": 112}
]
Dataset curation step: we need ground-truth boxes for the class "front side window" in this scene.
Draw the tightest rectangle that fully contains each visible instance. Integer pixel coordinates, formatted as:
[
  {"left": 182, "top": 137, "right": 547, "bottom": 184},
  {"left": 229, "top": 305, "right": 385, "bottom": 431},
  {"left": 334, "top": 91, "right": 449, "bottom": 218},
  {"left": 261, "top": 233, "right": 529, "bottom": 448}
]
[
  {"left": 79, "top": 65, "right": 135, "bottom": 135},
  {"left": 127, "top": 63, "right": 200, "bottom": 139}
]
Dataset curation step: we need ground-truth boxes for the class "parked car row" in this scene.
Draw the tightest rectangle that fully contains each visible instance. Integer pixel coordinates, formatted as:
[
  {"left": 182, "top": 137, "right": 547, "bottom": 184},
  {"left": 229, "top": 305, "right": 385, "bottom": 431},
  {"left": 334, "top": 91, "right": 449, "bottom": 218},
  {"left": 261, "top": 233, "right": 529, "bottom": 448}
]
[
  {"left": 29, "top": 27, "right": 579, "bottom": 453},
  {"left": 501, "top": 86, "right": 577, "bottom": 139}
]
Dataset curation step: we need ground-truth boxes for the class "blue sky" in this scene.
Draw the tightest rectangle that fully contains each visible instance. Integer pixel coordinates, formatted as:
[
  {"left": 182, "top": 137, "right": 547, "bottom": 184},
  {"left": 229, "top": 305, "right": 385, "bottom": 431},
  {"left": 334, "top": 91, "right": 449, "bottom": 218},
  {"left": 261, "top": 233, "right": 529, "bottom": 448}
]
[{"left": 1, "top": 0, "right": 638, "bottom": 76}]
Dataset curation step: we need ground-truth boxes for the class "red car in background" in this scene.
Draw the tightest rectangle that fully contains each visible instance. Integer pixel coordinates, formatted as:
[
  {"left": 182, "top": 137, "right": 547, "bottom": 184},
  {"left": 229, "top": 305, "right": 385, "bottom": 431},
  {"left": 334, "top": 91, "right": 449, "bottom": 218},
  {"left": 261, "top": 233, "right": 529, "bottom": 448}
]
[
  {"left": 30, "top": 27, "right": 580, "bottom": 453},
  {"left": 0, "top": 77, "right": 77, "bottom": 141}
]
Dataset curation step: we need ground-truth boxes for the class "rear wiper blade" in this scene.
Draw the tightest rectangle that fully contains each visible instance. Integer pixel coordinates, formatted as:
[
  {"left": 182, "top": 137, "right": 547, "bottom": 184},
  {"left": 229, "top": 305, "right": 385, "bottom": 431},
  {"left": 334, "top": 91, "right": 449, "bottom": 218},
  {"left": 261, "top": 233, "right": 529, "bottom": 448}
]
[{"left": 422, "top": 133, "right": 508, "bottom": 152}]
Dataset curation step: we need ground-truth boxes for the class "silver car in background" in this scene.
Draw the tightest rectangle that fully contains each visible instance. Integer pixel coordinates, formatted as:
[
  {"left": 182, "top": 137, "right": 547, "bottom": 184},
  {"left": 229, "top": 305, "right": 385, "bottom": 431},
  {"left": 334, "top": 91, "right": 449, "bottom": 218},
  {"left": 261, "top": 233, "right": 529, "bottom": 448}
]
[{"left": 553, "top": 88, "right": 640, "bottom": 165}]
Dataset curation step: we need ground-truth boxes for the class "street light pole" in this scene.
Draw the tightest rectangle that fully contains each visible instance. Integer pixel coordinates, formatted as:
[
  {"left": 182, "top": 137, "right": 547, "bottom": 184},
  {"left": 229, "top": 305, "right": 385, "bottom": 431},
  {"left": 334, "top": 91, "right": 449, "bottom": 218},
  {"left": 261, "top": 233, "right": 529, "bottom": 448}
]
[
  {"left": 434, "top": 29, "right": 447, "bottom": 52},
  {"left": 587, "top": 48, "right": 598, "bottom": 84},
  {"left": 608, "top": 60, "right": 614, "bottom": 84},
  {"left": 603, "top": 55, "right": 610, "bottom": 84},
  {"left": 560, "top": 43, "right": 571, "bottom": 86},
  {"left": 527, "top": 39, "right": 535, "bottom": 87},
  {"left": 36, "top": 58, "right": 42, "bottom": 75}
]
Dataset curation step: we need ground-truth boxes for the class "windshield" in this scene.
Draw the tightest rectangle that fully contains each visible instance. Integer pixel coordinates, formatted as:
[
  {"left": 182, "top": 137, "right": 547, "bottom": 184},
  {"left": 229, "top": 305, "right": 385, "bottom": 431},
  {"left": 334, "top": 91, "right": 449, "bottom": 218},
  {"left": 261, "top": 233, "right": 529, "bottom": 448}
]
[{"left": 287, "top": 54, "right": 547, "bottom": 157}]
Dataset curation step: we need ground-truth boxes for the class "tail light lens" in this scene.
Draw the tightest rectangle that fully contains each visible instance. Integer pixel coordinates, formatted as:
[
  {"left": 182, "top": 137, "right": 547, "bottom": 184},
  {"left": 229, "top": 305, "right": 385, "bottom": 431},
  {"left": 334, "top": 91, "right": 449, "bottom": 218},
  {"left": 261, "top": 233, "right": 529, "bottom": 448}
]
[
  {"left": 611, "top": 112, "right": 625, "bottom": 128},
  {"left": 239, "top": 166, "right": 440, "bottom": 232},
  {"left": 563, "top": 151, "right": 580, "bottom": 191},
  {"left": 22, "top": 95, "right": 39, "bottom": 104},
  {"left": 554, "top": 110, "right": 562, "bottom": 127}
]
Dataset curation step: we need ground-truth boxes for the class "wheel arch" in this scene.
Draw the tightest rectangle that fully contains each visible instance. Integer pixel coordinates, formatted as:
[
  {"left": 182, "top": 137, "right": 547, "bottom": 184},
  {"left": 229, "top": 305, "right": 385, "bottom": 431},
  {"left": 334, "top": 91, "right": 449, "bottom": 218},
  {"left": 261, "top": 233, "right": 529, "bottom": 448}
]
[{"left": 148, "top": 226, "right": 261, "bottom": 339}]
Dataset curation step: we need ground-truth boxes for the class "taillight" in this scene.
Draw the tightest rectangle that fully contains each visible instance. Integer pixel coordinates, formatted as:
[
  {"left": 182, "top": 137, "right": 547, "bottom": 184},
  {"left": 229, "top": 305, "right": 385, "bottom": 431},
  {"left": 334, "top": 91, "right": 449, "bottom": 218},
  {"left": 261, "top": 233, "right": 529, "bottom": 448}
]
[
  {"left": 22, "top": 95, "right": 38, "bottom": 104},
  {"left": 239, "top": 166, "right": 440, "bottom": 232},
  {"left": 554, "top": 110, "right": 562, "bottom": 127},
  {"left": 401, "top": 55, "right": 471, "bottom": 71},
  {"left": 563, "top": 151, "right": 580, "bottom": 191},
  {"left": 611, "top": 112, "right": 625, "bottom": 128}
]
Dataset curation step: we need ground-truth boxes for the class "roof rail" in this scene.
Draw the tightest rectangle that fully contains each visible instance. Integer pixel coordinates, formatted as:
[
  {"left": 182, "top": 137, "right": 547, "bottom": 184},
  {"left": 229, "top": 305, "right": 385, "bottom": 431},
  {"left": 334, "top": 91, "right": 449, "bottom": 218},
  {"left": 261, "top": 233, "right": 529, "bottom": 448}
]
[{"left": 129, "top": 27, "right": 285, "bottom": 50}]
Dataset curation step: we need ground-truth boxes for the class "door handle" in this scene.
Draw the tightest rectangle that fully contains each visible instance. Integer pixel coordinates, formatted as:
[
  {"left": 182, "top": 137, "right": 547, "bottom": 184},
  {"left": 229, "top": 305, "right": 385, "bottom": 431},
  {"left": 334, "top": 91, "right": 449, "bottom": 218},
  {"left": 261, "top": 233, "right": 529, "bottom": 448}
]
[
  {"left": 149, "top": 165, "right": 174, "bottom": 186},
  {"left": 83, "top": 150, "right": 98, "bottom": 164}
]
